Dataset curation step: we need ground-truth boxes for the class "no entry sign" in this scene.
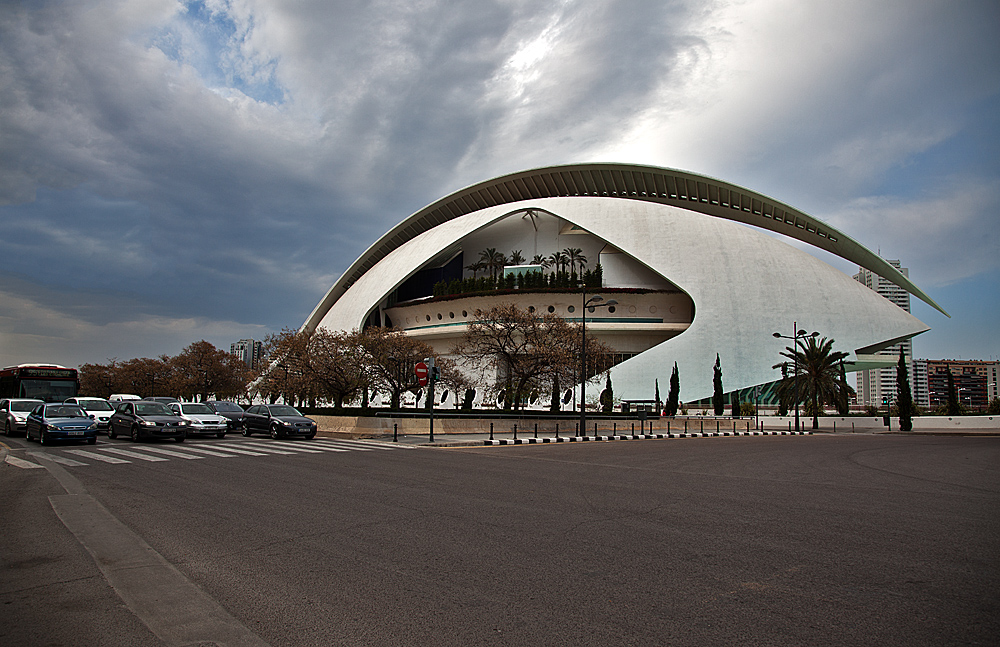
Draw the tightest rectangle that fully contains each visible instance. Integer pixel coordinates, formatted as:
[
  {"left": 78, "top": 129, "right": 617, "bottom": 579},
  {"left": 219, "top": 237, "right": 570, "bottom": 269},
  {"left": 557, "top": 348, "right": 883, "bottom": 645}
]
[{"left": 414, "top": 361, "right": 429, "bottom": 386}]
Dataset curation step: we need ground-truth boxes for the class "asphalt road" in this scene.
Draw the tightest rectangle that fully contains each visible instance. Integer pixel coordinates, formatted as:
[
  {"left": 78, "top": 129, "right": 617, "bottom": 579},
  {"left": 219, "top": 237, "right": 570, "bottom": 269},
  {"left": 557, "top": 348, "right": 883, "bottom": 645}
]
[{"left": 2, "top": 433, "right": 998, "bottom": 646}]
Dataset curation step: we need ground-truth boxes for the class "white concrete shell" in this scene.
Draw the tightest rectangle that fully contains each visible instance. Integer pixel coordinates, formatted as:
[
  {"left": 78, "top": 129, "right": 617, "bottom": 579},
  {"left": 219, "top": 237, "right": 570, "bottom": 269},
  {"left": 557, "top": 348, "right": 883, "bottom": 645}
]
[{"left": 307, "top": 164, "right": 939, "bottom": 402}]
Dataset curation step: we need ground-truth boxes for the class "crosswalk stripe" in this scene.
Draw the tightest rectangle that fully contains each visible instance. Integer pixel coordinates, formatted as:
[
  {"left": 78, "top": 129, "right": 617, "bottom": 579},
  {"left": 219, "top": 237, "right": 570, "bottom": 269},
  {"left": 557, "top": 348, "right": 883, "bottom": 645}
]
[
  {"left": 315, "top": 440, "right": 373, "bottom": 451},
  {"left": 191, "top": 444, "right": 269, "bottom": 456},
  {"left": 227, "top": 443, "right": 296, "bottom": 455},
  {"left": 39, "top": 454, "right": 89, "bottom": 467},
  {"left": 265, "top": 441, "right": 334, "bottom": 453},
  {"left": 99, "top": 447, "right": 169, "bottom": 462},
  {"left": 169, "top": 446, "right": 236, "bottom": 458},
  {"left": 133, "top": 446, "right": 204, "bottom": 460},
  {"left": 65, "top": 449, "right": 131, "bottom": 464},
  {"left": 243, "top": 441, "right": 324, "bottom": 454},
  {"left": 5, "top": 455, "right": 43, "bottom": 469}
]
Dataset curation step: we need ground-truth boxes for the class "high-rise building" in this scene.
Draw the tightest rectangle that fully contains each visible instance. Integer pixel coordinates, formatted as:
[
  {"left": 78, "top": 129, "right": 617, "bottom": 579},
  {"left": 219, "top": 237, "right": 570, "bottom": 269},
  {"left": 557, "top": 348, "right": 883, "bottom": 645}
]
[
  {"left": 231, "top": 338, "right": 264, "bottom": 370},
  {"left": 853, "top": 260, "right": 913, "bottom": 410},
  {"left": 920, "top": 359, "right": 997, "bottom": 411}
]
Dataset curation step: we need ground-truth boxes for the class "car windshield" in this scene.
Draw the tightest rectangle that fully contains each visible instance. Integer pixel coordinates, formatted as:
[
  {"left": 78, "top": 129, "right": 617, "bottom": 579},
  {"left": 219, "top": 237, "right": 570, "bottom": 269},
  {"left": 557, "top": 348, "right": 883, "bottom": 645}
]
[
  {"left": 79, "top": 400, "right": 114, "bottom": 411},
  {"left": 182, "top": 403, "right": 214, "bottom": 414},
  {"left": 212, "top": 402, "right": 243, "bottom": 412},
  {"left": 11, "top": 401, "right": 39, "bottom": 411},
  {"left": 45, "top": 405, "right": 86, "bottom": 418},
  {"left": 136, "top": 403, "right": 173, "bottom": 416},
  {"left": 268, "top": 406, "right": 301, "bottom": 416}
]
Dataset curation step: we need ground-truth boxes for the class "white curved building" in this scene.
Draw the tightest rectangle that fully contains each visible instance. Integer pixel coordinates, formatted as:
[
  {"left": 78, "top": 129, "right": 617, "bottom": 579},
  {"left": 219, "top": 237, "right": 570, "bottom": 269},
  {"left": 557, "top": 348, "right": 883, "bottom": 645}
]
[{"left": 305, "top": 163, "right": 944, "bottom": 403}]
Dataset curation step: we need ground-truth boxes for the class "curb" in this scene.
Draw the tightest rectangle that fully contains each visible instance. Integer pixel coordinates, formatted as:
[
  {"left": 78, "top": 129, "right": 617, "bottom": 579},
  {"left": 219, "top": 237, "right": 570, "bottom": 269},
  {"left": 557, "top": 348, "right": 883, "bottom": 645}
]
[{"left": 483, "top": 430, "right": 813, "bottom": 445}]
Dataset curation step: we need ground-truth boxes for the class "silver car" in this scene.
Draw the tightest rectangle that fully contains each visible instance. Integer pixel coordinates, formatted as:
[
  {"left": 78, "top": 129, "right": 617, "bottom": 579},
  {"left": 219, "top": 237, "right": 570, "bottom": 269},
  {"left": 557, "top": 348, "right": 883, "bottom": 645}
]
[
  {"left": 167, "top": 401, "right": 229, "bottom": 438},
  {"left": 2, "top": 398, "right": 44, "bottom": 436},
  {"left": 64, "top": 396, "right": 115, "bottom": 432}
]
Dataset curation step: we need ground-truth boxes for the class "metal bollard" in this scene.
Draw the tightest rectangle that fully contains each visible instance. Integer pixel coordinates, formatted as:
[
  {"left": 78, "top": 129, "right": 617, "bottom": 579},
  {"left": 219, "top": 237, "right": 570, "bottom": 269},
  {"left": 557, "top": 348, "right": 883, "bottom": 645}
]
[
  {"left": 594, "top": 422, "right": 598, "bottom": 438},
  {"left": 393, "top": 423, "right": 398, "bottom": 443},
  {"left": 534, "top": 423, "right": 538, "bottom": 439},
  {"left": 490, "top": 422, "right": 494, "bottom": 440},
  {"left": 555, "top": 423, "right": 559, "bottom": 439},
  {"left": 717, "top": 420, "right": 720, "bottom": 433},
  {"left": 513, "top": 423, "right": 517, "bottom": 440}
]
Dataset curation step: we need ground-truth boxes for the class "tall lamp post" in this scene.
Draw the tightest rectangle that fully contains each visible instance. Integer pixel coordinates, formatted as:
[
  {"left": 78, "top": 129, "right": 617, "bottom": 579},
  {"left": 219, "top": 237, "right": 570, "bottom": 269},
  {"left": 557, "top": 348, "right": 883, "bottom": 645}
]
[
  {"left": 580, "top": 295, "right": 617, "bottom": 436},
  {"left": 773, "top": 322, "right": 818, "bottom": 432}
]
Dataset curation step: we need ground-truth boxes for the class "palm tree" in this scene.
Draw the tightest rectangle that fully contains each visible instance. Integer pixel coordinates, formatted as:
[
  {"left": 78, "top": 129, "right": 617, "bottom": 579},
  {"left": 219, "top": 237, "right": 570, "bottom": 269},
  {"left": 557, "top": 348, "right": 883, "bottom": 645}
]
[
  {"left": 465, "top": 260, "right": 486, "bottom": 279},
  {"left": 480, "top": 248, "right": 506, "bottom": 280},
  {"left": 548, "top": 251, "right": 567, "bottom": 274},
  {"left": 531, "top": 254, "right": 550, "bottom": 268},
  {"left": 772, "top": 336, "right": 853, "bottom": 429},
  {"left": 509, "top": 250, "right": 526, "bottom": 266},
  {"left": 563, "top": 248, "right": 588, "bottom": 281}
]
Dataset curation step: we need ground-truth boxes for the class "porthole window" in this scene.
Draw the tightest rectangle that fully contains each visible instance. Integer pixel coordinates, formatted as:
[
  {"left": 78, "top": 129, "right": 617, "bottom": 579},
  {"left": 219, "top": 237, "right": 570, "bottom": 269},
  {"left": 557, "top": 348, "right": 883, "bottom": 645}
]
[
  {"left": 426, "top": 314, "right": 431, "bottom": 322},
  {"left": 449, "top": 312, "right": 455, "bottom": 319},
  {"left": 608, "top": 306, "right": 616, "bottom": 314},
  {"left": 628, "top": 305, "right": 637, "bottom": 314},
  {"left": 547, "top": 305, "right": 555, "bottom": 313},
  {"left": 528, "top": 306, "right": 535, "bottom": 313},
  {"left": 567, "top": 305, "right": 575, "bottom": 313},
  {"left": 649, "top": 306, "right": 657, "bottom": 313},
  {"left": 462, "top": 310, "right": 468, "bottom": 317},
  {"left": 437, "top": 313, "right": 443, "bottom": 320}
]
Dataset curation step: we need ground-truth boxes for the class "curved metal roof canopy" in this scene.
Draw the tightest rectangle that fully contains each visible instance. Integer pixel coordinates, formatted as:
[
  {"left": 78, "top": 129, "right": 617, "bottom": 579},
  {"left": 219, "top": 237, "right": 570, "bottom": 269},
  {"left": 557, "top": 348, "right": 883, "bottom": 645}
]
[{"left": 304, "top": 163, "right": 946, "bottom": 332}]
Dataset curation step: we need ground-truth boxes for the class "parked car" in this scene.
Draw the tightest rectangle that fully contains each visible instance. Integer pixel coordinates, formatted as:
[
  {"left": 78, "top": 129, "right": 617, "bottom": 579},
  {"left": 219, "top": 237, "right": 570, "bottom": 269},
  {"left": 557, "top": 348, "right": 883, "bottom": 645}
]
[
  {"left": 2, "top": 398, "right": 44, "bottom": 436},
  {"left": 109, "top": 393, "right": 141, "bottom": 402},
  {"left": 167, "top": 401, "right": 228, "bottom": 438},
  {"left": 108, "top": 400, "right": 188, "bottom": 442},
  {"left": 64, "top": 396, "right": 115, "bottom": 432},
  {"left": 242, "top": 404, "right": 317, "bottom": 439},
  {"left": 205, "top": 400, "right": 246, "bottom": 431},
  {"left": 147, "top": 396, "right": 180, "bottom": 405},
  {"left": 25, "top": 403, "right": 98, "bottom": 445}
]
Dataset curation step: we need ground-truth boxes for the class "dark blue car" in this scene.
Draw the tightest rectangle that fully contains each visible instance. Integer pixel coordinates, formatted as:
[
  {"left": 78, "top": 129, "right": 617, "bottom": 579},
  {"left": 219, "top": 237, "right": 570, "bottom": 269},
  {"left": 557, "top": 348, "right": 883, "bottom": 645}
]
[{"left": 25, "top": 403, "right": 98, "bottom": 445}]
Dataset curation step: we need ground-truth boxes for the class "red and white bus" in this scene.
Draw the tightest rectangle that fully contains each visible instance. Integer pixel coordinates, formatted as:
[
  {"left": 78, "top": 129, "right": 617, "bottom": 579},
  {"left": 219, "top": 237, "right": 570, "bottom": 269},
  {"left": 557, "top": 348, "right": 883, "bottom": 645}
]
[{"left": 0, "top": 364, "right": 80, "bottom": 402}]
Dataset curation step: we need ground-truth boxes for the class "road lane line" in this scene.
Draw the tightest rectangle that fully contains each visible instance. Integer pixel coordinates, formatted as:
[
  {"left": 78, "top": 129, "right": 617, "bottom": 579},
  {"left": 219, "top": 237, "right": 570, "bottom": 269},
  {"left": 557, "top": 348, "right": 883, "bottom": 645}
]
[
  {"left": 227, "top": 443, "right": 296, "bottom": 455},
  {"left": 315, "top": 440, "right": 373, "bottom": 451},
  {"left": 242, "top": 442, "right": 323, "bottom": 454},
  {"left": 167, "top": 446, "right": 235, "bottom": 458},
  {"left": 99, "top": 448, "right": 169, "bottom": 462},
  {"left": 191, "top": 444, "right": 268, "bottom": 456},
  {"left": 65, "top": 449, "right": 131, "bottom": 464},
  {"left": 41, "top": 454, "right": 89, "bottom": 467}
]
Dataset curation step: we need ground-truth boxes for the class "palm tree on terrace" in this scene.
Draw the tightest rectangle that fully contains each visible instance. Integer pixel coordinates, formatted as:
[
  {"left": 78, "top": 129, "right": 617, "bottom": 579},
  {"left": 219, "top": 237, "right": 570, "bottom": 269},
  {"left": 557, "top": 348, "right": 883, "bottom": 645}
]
[
  {"left": 509, "top": 250, "right": 526, "bottom": 266},
  {"left": 563, "top": 247, "right": 587, "bottom": 279},
  {"left": 465, "top": 260, "right": 486, "bottom": 279},
  {"left": 531, "top": 254, "right": 550, "bottom": 268},
  {"left": 548, "top": 251, "right": 568, "bottom": 274},
  {"left": 480, "top": 248, "right": 506, "bottom": 280},
  {"left": 772, "top": 335, "right": 853, "bottom": 429}
]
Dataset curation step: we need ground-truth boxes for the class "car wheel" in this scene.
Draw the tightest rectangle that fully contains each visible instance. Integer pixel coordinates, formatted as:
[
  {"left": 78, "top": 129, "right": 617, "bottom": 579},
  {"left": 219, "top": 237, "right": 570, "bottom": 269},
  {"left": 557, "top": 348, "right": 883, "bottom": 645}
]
[
  {"left": 87, "top": 437, "right": 97, "bottom": 445},
  {"left": 39, "top": 429, "right": 47, "bottom": 445},
  {"left": 25, "top": 427, "right": 32, "bottom": 442},
  {"left": 270, "top": 424, "right": 282, "bottom": 440},
  {"left": 216, "top": 432, "right": 225, "bottom": 439},
  {"left": 4, "top": 421, "right": 10, "bottom": 437},
  {"left": 175, "top": 436, "right": 184, "bottom": 443},
  {"left": 305, "top": 433, "right": 315, "bottom": 440},
  {"left": 131, "top": 425, "right": 141, "bottom": 442},
  {"left": 108, "top": 426, "right": 117, "bottom": 440}
]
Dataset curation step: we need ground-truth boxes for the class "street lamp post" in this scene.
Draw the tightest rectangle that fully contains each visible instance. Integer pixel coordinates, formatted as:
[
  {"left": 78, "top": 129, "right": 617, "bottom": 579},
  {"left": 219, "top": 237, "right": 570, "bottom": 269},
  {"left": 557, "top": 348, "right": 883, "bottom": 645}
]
[
  {"left": 773, "top": 322, "right": 819, "bottom": 432},
  {"left": 580, "top": 295, "right": 617, "bottom": 437}
]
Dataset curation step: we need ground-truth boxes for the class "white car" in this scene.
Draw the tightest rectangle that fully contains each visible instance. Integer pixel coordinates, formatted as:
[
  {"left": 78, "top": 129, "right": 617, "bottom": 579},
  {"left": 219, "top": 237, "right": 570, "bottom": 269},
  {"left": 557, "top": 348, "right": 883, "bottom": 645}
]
[
  {"left": 167, "top": 402, "right": 229, "bottom": 438},
  {"left": 2, "top": 398, "right": 44, "bottom": 436},
  {"left": 64, "top": 396, "right": 115, "bottom": 431},
  {"left": 109, "top": 393, "right": 141, "bottom": 402}
]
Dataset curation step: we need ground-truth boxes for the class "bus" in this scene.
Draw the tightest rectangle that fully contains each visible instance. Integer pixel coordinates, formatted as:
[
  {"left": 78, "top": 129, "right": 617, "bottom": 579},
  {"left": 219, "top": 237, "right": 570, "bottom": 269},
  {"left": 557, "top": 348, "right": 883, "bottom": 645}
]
[{"left": 0, "top": 364, "right": 80, "bottom": 402}]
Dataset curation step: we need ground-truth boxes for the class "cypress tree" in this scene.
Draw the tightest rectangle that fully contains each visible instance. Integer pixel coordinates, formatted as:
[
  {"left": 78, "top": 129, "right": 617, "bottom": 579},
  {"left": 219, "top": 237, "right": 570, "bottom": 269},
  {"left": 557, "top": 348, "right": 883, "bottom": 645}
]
[
  {"left": 601, "top": 373, "right": 614, "bottom": 413},
  {"left": 550, "top": 375, "right": 561, "bottom": 412},
  {"left": 713, "top": 354, "right": 724, "bottom": 416},
  {"left": 655, "top": 378, "right": 661, "bottom": 413},
  {"left": 896, "top": 348, "right": 913, "bottom": 431},
  {"left": 946, "top": 367, "right": 960, "bottom": 415},
  {"left": 667, "top": 362, "right": 680, "bottom": 416}
]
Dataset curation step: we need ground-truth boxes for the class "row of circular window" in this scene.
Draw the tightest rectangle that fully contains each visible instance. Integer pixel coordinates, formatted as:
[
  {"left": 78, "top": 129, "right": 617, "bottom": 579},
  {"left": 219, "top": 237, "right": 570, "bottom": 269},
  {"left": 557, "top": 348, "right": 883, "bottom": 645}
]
[{"left": 405, "top": 304, "right": 660, "bottom": 325}]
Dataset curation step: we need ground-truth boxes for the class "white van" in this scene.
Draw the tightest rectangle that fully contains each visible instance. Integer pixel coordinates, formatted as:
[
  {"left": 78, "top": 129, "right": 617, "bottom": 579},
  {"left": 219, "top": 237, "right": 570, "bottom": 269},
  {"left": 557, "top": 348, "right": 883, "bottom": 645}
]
[{"left": 108, "top": 393, "right": 141, "bottom": 402}]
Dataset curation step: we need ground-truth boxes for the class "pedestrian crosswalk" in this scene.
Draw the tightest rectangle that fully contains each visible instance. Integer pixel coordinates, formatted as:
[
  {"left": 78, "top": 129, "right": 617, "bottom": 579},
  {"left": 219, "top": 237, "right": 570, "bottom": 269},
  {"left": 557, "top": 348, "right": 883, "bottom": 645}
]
[{"left": 4, "top": 438, "right": 410, "bottom": 469}]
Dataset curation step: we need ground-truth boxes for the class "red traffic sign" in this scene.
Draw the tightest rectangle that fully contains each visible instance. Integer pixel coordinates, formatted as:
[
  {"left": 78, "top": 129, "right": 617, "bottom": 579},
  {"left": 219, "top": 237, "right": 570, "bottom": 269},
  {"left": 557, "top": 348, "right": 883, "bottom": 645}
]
[{"left": 414, "top": 362, "right": 429, "bottom": 386}]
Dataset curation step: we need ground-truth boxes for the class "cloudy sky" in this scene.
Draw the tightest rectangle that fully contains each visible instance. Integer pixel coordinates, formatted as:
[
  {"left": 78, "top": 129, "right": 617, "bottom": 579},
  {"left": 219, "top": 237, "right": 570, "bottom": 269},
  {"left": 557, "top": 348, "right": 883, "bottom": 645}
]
[{"left": 2, "top": 0, "right": 998, "bottom": 371}]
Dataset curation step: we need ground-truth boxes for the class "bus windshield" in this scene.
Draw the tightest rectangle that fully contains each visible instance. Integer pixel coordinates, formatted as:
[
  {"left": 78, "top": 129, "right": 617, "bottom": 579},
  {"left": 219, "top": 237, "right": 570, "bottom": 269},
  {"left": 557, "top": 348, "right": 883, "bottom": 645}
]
[{"left": 20, "top": 379, "right": 78, "bottom": 401}]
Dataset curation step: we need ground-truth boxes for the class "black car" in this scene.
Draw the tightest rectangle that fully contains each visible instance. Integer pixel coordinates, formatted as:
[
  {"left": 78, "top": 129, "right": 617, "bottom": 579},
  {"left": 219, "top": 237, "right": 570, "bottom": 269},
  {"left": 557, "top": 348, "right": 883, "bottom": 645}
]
[
  {"left": 108, "top": 400, "right": 188, "bottom": 442},
  {"left": 242, "top": 404, "right": 316, "bottom": 439},
  {"left": 205, "top": 400, "right": 246, "bottom": 431},
  {"left": 25, "top": 403, "right": 98, "bottom": 445}
]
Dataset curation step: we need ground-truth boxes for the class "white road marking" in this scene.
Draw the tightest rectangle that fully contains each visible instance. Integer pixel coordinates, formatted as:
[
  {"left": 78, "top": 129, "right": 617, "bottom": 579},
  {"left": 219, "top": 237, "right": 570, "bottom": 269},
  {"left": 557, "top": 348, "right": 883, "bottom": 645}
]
[
  {"left": 5, "top": 455, "right": 43, "bottom": 469},
  {"left": 168, "top": 445, "right": 235, "bottom": 458},
  {"left": 190, "top": 444, "right": 269, "bottom": 456},
  {"left": 99, "top": 447, "right": 169, "bottom": 462},
  {"left": 40, "top": 454, "right": 89, "bottom": 467},
  {"left": 226, "top": 443, "right": 296, "bottom": 455},
  {"left": 65, "top": 449, "right": 131, "bottom": 464},
  {"left": 242, "top": 441, "right": 323, "bottom": 454},
  {"left": 132, "top": 446, "right": 204, "bottom": 460},
  {"left": 315, "top": 440, "right": 373, "bottom": 451}
]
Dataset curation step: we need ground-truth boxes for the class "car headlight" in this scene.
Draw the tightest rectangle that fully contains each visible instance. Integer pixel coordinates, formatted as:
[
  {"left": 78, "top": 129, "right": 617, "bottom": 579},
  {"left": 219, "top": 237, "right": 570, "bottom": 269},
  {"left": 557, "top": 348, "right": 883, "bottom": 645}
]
[{"left": 140, "top": 419, "right": 157, "bottom": 426}]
